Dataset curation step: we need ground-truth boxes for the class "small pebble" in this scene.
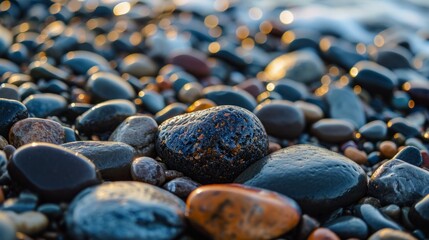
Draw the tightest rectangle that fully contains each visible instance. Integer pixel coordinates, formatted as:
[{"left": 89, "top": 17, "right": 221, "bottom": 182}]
[
  {"left": 131, "top": 157, "right": 166, "bottom": 186},
  {"left": 307, "top": 228, "right": 340, "bottom": 240},
  {"left": 379, "top": 141, "right": 397, "bottom": 159},
  {"left": 344, "top": 147, "right": 368, "bottom": 165}
]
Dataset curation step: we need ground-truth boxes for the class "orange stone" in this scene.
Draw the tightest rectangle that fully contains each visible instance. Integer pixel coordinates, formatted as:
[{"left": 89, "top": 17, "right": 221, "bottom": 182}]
[
  {"left": 186, "top": 184, "right": 301, "bottom": 240},
  {"left": 186, "top": 99, "right": 216, "bottom": 113},
  {"left": 344, "top": 147, "right": 368, "bottom": 165},
  {"left": 307, "top": 228, "right": 340, "bottom": 240},
  {"left": 379, "top": 141, "right": 397, "bottom": 159},
  {"left": 0, "top": 187, "right": 4, "bottom": 203}
]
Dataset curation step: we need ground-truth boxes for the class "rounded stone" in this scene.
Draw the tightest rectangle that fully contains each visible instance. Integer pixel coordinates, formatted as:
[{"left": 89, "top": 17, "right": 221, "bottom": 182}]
[
  {"left": 368, "top": 228, "right": 417, "bottom": 240},
  {"left": 66, "top": 181, "right": 186, "bottom": 240},
  {"left": 62, "top": 50, "right": 110, "bottom": 74},
  {"left": 254, "top": 100, "right": 305, "bottom": 139},
  {"left": 119, "top": 53, "right": 158, "bottom": 77},
  {"left": 202, "top": 86, "right": 257, "bottom": 111},
  {"left": 307, "top": 228, "right": 340, "bottom": 240},
  {"left": 86, "top": 72, "right": 135, "bottom": 102},
  {"left": 326, "top": 87, "right": 365, "bottom": 128},
  {"left": 235, "top": 144, "right": 367, "bottom": 216},
  {"left": 162, "top": 177, "right": 200, "bottom": 199},
  {"left": 0, "top": 98, "right": 28, "bottom": 139},
  {"left": 359, "top": 120, "right": 387, "bottom": 141},
  {"left": 393, "top": 146, "right": 422, "bottom": 166},
  {"left": 9, "top": 118, "right": 65, "bottom": 148},
  {"left": 178, "top": 82, "right": 203, "bottom": 104},
  {"left": 186, "top": 99, "right": 216, "bottom": 113},
  {"left": 311, "top": 119, "right": 355, "bottom": 143},
  {"left": 131, "top": 157, "right": 166, "bottom": 186},
  {"left": 156, "top": 105, "right": 268, "bottom": 184},
  {"left": 344, "top": 147, "right": 368, "bottom": 165},
  {"left": 409, "top": 194, "right": 429, "bottom": 232},
  {"left": 0, "top": 212, "right": 15, "bottom": 240},
  {"left": 8, "top": 211, "right": 49, "bottom": 236},
  {"left": 186, "top": 184, "right": 301, "bottom": 240},
  {"left": 22, "top": 93, "right": 67, "bottom": 118},
  {"left": 354, "top": 204, "right": 403, "bottom": 232},
  {"left": 109, "top": 115, "right": 158, "bottom": 157},
  {"left": 379, "top": 141, "right": 397, "bottom": 159},
  {"left": 324, "top": 216, "right": 368, "bottom": 240},
  {"left": 168, "top": 51, "right": 210, "bottom": 78},
  {"left": 8, "top": 143, "right": 100, "bottom": 202},
  {"left": 294, "top": 100, "right": 324, "bottom": 123}
]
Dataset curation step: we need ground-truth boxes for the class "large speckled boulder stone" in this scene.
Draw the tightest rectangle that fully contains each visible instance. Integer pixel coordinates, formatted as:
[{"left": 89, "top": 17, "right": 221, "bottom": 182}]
[
  {"left": 235, "top": 144, "right": 367, "bottom": 216},
  {"left": 156, "top": 105, "right": 268, "bottom": 184}
]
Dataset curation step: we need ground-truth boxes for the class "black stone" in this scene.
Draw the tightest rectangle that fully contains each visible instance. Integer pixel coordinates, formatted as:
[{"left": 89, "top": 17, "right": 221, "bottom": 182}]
[
  {"left": 28, "top": 61, "right": 69, "bottom": 81},
  {"left": 359, "top": 120, "right": 387, "bottom": 141},
  {"left": 326, "top": 87, "right": 365, "bottom": 128},
  {"left": 354, "top": 204, "right": 402, "bottom": 232},
  {"left": 22, "top": 93, "right": 67, "bottom": 118},
  {"left": 410, "top": 194, "right": 429, "bottom": 233},
  {"left": 393, "top": 146, "right": 422, "bottom": 166},
  {"left": 387, "top": 117, "right": 420, "bottom": 138},
  {"left": 270, "top": 80, "right": 308, "bottom": 102},
  {"left": 157, "top": 105, "right": 268, "bottom": 184},
  {"left": 61, "top": 50, "right": 110, "bottom": 74},
  {"left": 154, "top": 103, "right": 187, "bottom": 124},
  {"left": 235, "top": 144, "right": 367, "bottom": 216},
  {"left": 86, "top": 72, "right": 135, "bottom": 102},
  {"left": 138, "top": 90, "right": 166, "bottom": 114},
  {"left": 162, "top": 177, "right": 200, "bottom": 199},
  {"left": 324, "top": 216, "right": 368, "bottom": 240},
  {"left": 203, "top": 85, "right": 257, "bottom": 111},
  {"left": 0, "top": 99, "right": 28, "bottom": 138}
]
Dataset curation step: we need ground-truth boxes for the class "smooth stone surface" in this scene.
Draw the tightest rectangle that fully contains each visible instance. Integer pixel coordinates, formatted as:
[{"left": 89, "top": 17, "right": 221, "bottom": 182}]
[
  {"left": 379, "top": 141, "right": 397, "bottom": 159},
  {"left": 270, "top": 79, "right": 309, "bottom": 101},
  {"left": 393, "top": 146, "right": 422, "bottom": 166},
  {"left": 354, "top": 204, "right": 402, "bottom": 232},
  {"left": 369, "top": 159, "right": 429, "bottom": 206},
  {"left": 254, "top": 100, "right": 305, "bottom": 139},
  {"left": 202, "top": 86, "right": 257, "bottom": 111},
  {"left": 162, "top": 177, "right": 200, "bottom": 199},
  {"left": 0, "top": 83, "right": 19, "bottom": 100},
  {"left": 0, "top": 99, "right": 28, "bottom": 139},
  {"left": 9, "top": 118, "right": 65, "bottom": 148},
  {"left": 66, "top": 182, "right": 185, "bottom": 240},
  {"left": 22, "top": 93, "right": 67, "bottom": 118},
  {"left": 178, "top": 82, "right": 203, "bottom": 104},
  {"left": 154, "top": 103, "right": 187, "bottom": 124},
  {"left": 168, "top": 51, "right": 210, "bottom": 78},
  {"left": 235, "top": 144, "right": 367, "bottom": 215},
  {"left": 409, "top": 194, "right": 429, "bottom": 232},
  {"left": 264, "top": 49, "right": 326, "bottom": 83},
  {"left": 131, "top": 157, "right": 166, "bottom": 186},
  {"left": 62, "top": 141, "right": 135, "bottom": 181},
  {"left": 405, "top": 81, "right": 429, "bottom": 107},
  {"left": 307, "top": 228, "right": 340, "bottom": 240},
  {"left": 86, "top": 72, "right": 135, "bottom": 102},
  {"left": 62, "top": 50, "right": 110, "bottom": 74},
  {"left": 156, "top": 105, "right": 268, "bottom": 184},
  {"left": 75, "top": 99, "right": 136, "bottom": 135},
  {"left": 0, "top": 212, "right": 15, "bottom": 240},
  {"left": 138, "top": 90, "right": 166, "bottom": 114},
  {"left": 311, "top": 119, "right": 355, "bottom": 143},
  {"left": 109, "top": 116, "right": 158, "bottom": 157},
  {"left": 324, "top": 216, "right": 368, "bottom": 240},
  {"left": 7, "top": 211, "right": 49, "bottom": 235},
  {"left": 326, "top": 87, "right": 365, "bottom": 128},
  {"left": 359, "top": 120, "right": 387, "bottom": 141},
  {"left": 387, "top": 117, "right": 420, "bottom": 138},
  {"left": 368, "top": 228, "right": 417, "bottom": 240},
  {"left": 8, "top": 143, "right": 100, "bottom": 202},
  {"left": 294, "top": 100, "right": 324, "bottom": 123},
  {"left": 344, "top": 147, "right": 368, "bottom": 165},
  {"left": 119, "top": 53, "right": 158, "bottom": 77},
  {"left": 186, "top": 184, "right": 301, "bottom": 240}
]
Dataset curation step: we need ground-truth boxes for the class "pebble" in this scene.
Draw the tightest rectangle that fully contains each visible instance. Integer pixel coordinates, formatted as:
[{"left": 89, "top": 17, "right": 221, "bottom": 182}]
[
  {"left": 354, "top": 204, "right": 402, "bottom": 232},
  {"left": 168, "top": 51, "right": 210, "bottom": 78},
  {"left": 66, "top": 181, "right": 186, "bottom": 240},
  {"left": 8, "top": 118, "right": 65, "bottom": 148},
  {"left": 186, "top": 184, "right": 301, "bottom": 240},
  {"left": 0, "top": 83, "right": 19, "bottom": 100},
  {"left": 344, "top": 147, "right": 368, "bottom": 165},
  {"left": 131, "top": 157, "right": 166, "bottom": 186},
  {"left": 387, "top": 117, "right": 420, "bottom": 138},
  {"left": 8, "top": 142, "right": 100, "bottom": 202},
  {"left": 62, "top": 141, "right": 135, "bottom": 180},
  {"left": 409, "top": 194, "right": 429, "bottom": 233},
  {"left": 359, "top": 120, "right": 387, "bottom": 141},
  {"left": 307, "top": 228, "right": 340, "bottom": 240},
  {"left": 138, "top": 90, "right": 166, "bottom": 114},
  {"left": 119, "top": 53, "right": 158, "bottom": 77},
  {"left": 254, "top": 100, "right": 305, "bottom": 139},
  {"left": 269, "top": 79, "right": 309, "bottom": 101},
  {"left": 62, "top": 50, "right": 110, "bottom": 74},
  {"left": 164, "top": 170, "right": 184, "bottom": 182},
  {"left": 156, "top": 105, "right": 268, "bottom": 183},
  {"left": 369, "top": 159, "right": 429, "bottom": 206},
  {"left": 186, "top": 99, "right": 216, "bottom": 113},
  {"left": 311, "top": 119, "right": 355, "bottom": 143},
  {"left": 368, "top": 228, "right": 417, "bottom": 240},
  {"left": 324, "top": 216, "right": 368, "bottom": 240},
  {"left": 202, "top": 86, "right": 257, "bottom": 111},
  {"left": 326, "top": 87, "right": 365, "bottom": 128},
  {"left": 0, "top": 212, "right": 16, "bottom": 240},
  {"left": 235, "top": 144, "right": 367, "bottom": 215},
  {"left": 293, "top": 214, "right": 320, "bottom": 240},
  {"left": 294, "top": 100, "right": 324, "bottom": 123},
  {"left": 154, "top": 102, "right": 188, "bottom": 124},
  {"left": 405, "top": 81, "right": 429, "bottom": 107},
  {"left": 393, "top": 146, "right": 422, "bottom": 166},
  {"left": 379, "top": 141, "right": 397, "bottom": 158},
  {"left": 86, "top": 72, "right": 135, "bottom": 102},
  {"left": 162, "top": 177, "right": 200, "bottom": 199},
  {"left": 178, "top": 82, "right": 203, "bottom": 104},
  {"left": 22, "top": 93, "right": 67, "bottom": 118},
  {"left": 7, "top": 211, "right": 49, "bottom": 236},
  {"left": 380, "top": 204, "right": 401, "bottom": 221},
  {"left": 0, "top": 99, "right": 28, "bottom": 139},
  {"left": 109, "top": 115, "right": 158, "bottom": 157}
]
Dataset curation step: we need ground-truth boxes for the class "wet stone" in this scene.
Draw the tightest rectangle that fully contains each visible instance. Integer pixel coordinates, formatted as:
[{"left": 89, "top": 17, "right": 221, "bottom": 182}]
[
  {"left": 186, "top": 184, "right": 301, "bottom": 240},
  {"left": 235, "top": 144, "right": 367, "bottom": 216},
  {"left": 254, "top": 100, "right": 305, "bottom": 139},
  {"left": 86, "top": 72, "right": 135, "bottom": 102},
  {"left": 379, "top": 141, "right": 397, "bottom": 159},
  {"left": 131, "top": 157, "right": 166, "bottom": 186},
  {"left": 393, "top": 146, "right": 422, "bottom": 166},
  {"left": 109, "top": 115, "right": 158, "bottom": 157},
  {"left": 119, "top": 53, "right": 158, "bottom": 78},
  {"left": 202, "top": 85, "right": 257, "bottom": 111},
  {"left": 66, "top": 181, "right": 186, "bottom": 240},
  {"left": 311, "top": 119, "right": 355, "bottom": 143},
  {"left": 62, "top": 141, "right": 135, "bottom": 181},
  {"left": 405, "top": 81, "right": 429, "bottom": 107},
  {"left": 269, "top": 79, "right": 309, "bottom": 102},
  {"left": 138, "top": 90, "right": 166, "bottom": 114},
  {"left": 0, "top": 83, "right": 19, "bottom": 100},
  {"left": 409, "top": 194, "right": 429, "bottom": 233},
  {"left": 294, "top": 100, "right": 324, "bottom": 123},
  {"left": 168, "top": 51, "right": 210, "bottom": 78},
  {"left": 162, "top": 177, "right": 200, "bottom": 199},
  {"left": 22, "top": 93, "right": 67, "bottom": 118},
  {"left": 236, "top": 79, "right": 265, "bottom": 99},
  {"left": 156, "top": 105, "right": 268, "bottom": 184},
  {"left": 359, "top": 120, "right": 387, "bottom": 141},
  {"left": 28, "top": 61, "right": 69, "bottom": 81},
  {"left": 354, "top": 204, "right": 402, "bottom": 232},
  {"left": 62, "top": 50, "right": 110, "bottom": 74},
  {"left": 8, "top": 143, "right": 100, "bottom": 202},
  {"left": 154, "top": 103, "right": 187, "bottom": 124},
  {"left": 374, "top": 47, "right": 413, "bottom": 70},
  {"left": 0, "top": 212, "right": 16, "bottom": 240},
  {"left": 0, "top": 99, "right": 28, "bottom": 139},
  {"left": 380, "top": 204, "right": 401, "bottom": 221},
  {"left": 369, "top": 159, "right": 429, "bottom": 206},
  {"left": 293, "top": 214, "right": 320, "bottom": 240},
  {"left": 75, "top": 99, "right": 136, "bottom": 136},
  {"left": 324, "top": 216, "right": 368, "bottom": 240},
  {"left": 164, "top": 170, "right": 184, "bottom": 182},
  {"left": 9, "top": 118, "right": 65, "bottom": 148},
  {"left": 368, "top": 228, "right": 417, "bottom": 240},
  {"left": 387, "top": 117, "right": 420, "bottom": 138},
  {"left": 307, "top": 228, "right": 340, "bottom": 240},
  {"left": 178, "top": 82, "right": 203, "bottom": 104},
  {"left": 326, "top": 87, "right": 365, "bottom": 128}
]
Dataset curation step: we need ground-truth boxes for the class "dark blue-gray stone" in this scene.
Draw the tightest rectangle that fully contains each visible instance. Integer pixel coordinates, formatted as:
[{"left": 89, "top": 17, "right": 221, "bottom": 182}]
[
  {"left": 393, "top": 146, "right": 422, "bottom": 166},
  {"left": 235, "top": 144, "right": 367, "bottom": 216},
  {"left": 86, "top": 72, "right": 135, "bottom": 102},
  {"left": 0, "top": 99, "right": 28, "bottom": 138},
  {"left": 359, "top": 120, "right": 387, "bottom": 141},
  {"left": 326, "top": 87, "right": 365, "bottom": 128},
  {"left": 324, "top": 216, "right": 368, "bottom": 240},
  {"left": 22, "top": 93, "right": 67, "bottom": 118},
  {"left": 203, "top": 86, "right": 257, "bottom": 111},
  {"left": 354, "top": 204, "right": 402, "bottom": 232}
]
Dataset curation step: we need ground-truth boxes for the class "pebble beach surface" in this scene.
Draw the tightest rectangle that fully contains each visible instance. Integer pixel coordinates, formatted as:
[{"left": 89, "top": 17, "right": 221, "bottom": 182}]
[{"left": 1, "top": 0, "right": 429, "bottom": 239}]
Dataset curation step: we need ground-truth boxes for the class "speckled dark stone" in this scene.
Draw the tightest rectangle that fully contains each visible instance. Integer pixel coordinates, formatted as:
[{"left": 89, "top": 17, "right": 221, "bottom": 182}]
[
  {"left": 9, "top": 118, "right": 65, "bottom": 148},
  {"left": 156, "top": 105, "right": 268, "bottom": 184},
  {"left": 0, "top": 99, "right": 28, "bottom": 139},
  {"left": 235, "top": 144, "right": 367, "bottom": 216}
]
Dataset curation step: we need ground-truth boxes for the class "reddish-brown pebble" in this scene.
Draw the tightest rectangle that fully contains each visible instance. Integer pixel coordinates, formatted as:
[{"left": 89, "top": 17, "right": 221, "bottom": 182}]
[
  {"left": 307, "top": 228, "right": 340, "bottom": 240},
  {"left": 186, "top": 99, "right": 216, "bottom": 113},
  {"left": 421, "top": 150, "right": 429, "bottom": 168},
  {"left": 344, "top": 147, "right": 368, "bottom": 165},
  {"left": 169, "top": 51, "right": 210, "bottom": 78},
  {"left": 379, "top": 141, "right": 397, "bottom": 158},
  {"left": 9, "top": 118, "right": 65, "bottom": 148},
  {"left": 186, "top": 184, "right": 301, "bottom": 240},
  {"left": 0, "top": 187, "right": 4, "bottom": 203},
  {"left": 269, "top": 142, "right": 281, "bottom": 154}
]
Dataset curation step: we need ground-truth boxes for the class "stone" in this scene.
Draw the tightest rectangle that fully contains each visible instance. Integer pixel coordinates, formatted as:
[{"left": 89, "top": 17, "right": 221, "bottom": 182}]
[
  {"left": 62, "top": 50, "right": 110, "bottom": 74},
  {"left": 9, "top": 118, "right": 65, "bottom": 148},
  {"left": 379, "top": 141, "right": 397, "bottom": 159},
  {"left": 405, "top": 81, "right": 429, "bottom": 107},
  {"left": 387, "top": 117, "right": 420, "bottom": 138},
  {"left": 66, "top": 182, "right": 186, "bottom": 240},
  {"left": 307, "top": 228, "right": 340, "bottom": 240},
  {"left": 324, "top": 216, "right": 368, "bottom": 240},
  {"left": 186, "top": 184, "right": 301, "bottom": 240},
  {"left": 409, "top": 194, "right": 429, "bottom": 233},
  {"left": 294, "top": 100, "right": 324, "bottom": 123},
  {"left": 8, "top": 143, "right": 100, "bottom": 202},
  {"left": 354, "top": 204, "right": 402, "bottom": 232},
  {"left": 109, "top": 115, "right": 158, "bottom": 157},
  {"left": 162, "top": 177, "right": 200, "bottom": 199},
  {"left": 75, "top": 99, "right": 136, "bottom": 136},
  {"left": 380, "top": 204, "right": 401, "bottom": 221},
  {"left": 235, "top": 145, "right": 367, "bottom": 215},
  {"left": 157, "top": 105, "right": 268, "bottom": 183},
  {"left": 154, "top": 103, "right": 188, "bottom": 124},
  {"left": 254, "top": 100, "right": 305, "bottom": 139},
  {"left": 311, "top": 119, "right": 355, "bottom": 143},
  {"left": 186, "top": 99, "right": 216, "bottom": 113},
  {"left": 359, "top": 120, "right": 387, "bottom": 141},
  {"left": 7, "top": 211, "right": 49, "bottom": 236},
  {"left": 202, "top": 86, "right": 257, "bottom": 111},
  {"left": 22, "top": 93, "right": 67, "bottom": 118},
  {"left": 269, "top": 79, "right": 309, "bottom": 101},
  {"left": 178, "top": 82, "right": 203, "bottom": 104},
  {"left": 168, "top": 51, "right": 210, "bottom": 78},
  {"left": 368, "top": 228, "right": 417, "bottom": 240},
  {"left": 0, "top": 83, "right": 19, "bottom": 100},
  {"left": 131, "top": 157, "right": 166, "bottom": 186},
  {"left": 264, "top": 49, "right": 326, "bottom": 83},
  {"left": 344, "top": 147, "right": 368, "bottom": 165},
  {"left": 164, "top": 170, "right": 184, "bottom": 182},
  {"left": 86, "top": 72, "right": 135, "bottom": 102},
  {"left": 326, "top": 87, "right": 365, "bottom": 128},
  {"left": 0, "top": 212, "right": 15, "bottom": 240},
  {"left": 393, "top": 146, "right": 422, "bottom": 166},
  {"left": 0, "top": 99, "right": 28, "bottom": 139},
  {"left": 138, "top": 90, "right": 166, "bottom": 114},
  {"left": 369, "top": 159, "right": 429, "bottom": 206},
  {"left": 62, "top": 141, "right": 135, "bottom": 181},
  {"left": 119, "top": 53, "right": 158, "bottom": 77}
]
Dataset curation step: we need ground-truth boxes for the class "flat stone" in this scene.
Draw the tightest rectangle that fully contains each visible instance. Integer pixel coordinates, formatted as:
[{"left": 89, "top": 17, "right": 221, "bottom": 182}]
[
  {"left": 156, "top": 105, "right": 268, "bottom": 184},
  {"left": 202, "top": 86, "right": 257, "bottom": 111},
  {"left": 359, "top": 120, "right": 387, "bottom": 141},
  {"left": 324, "top": 216, "right": 368, "bottom": 240},
  {"left": 9, "top": 118, "right": 65, "bottom": 148},
  {"left": 354, "top": 204, "right": 402, "bottom": 232},
  {"left": 86, "top": 72, "right": 135, "bottom": 102},
  {"left": 393, "top": 146, "right": 422, "bottom": 166},
  {"left": 235, "top": 144, "right": 367, "bottom": 216},
  {"left": 0, "top": 99, "right": 28, "bottom": 139},
  {"left": 326, "top": 87, "right": 365, "bottom": 128},
  {"left": 186, "top": 184, "right": 301, "bottom": 240},
  {"left": 311, "top": 119, "right": 355, "bottom": 143},
  {"left": 22, "top": 93, "right": 67, "bottom": 118}
]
